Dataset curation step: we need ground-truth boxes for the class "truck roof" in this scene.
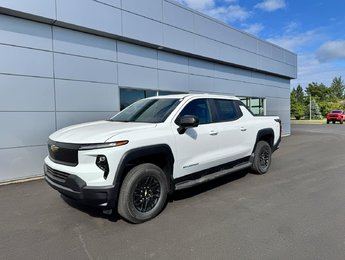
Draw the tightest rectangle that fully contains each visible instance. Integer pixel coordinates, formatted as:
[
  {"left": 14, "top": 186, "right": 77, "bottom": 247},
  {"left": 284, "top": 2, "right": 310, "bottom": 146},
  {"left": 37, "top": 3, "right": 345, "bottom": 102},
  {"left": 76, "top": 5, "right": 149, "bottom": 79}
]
[{"left": 146, "top": 93, "right": 240, "bottom": 100}]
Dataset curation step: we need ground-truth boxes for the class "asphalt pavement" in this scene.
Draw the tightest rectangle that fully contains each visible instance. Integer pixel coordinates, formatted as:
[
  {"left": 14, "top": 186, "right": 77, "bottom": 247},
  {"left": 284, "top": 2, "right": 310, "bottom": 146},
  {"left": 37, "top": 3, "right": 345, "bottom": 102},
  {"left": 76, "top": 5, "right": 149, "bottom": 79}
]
[{"left": 1, "top": 124, "right": 345, "bottom": 259}]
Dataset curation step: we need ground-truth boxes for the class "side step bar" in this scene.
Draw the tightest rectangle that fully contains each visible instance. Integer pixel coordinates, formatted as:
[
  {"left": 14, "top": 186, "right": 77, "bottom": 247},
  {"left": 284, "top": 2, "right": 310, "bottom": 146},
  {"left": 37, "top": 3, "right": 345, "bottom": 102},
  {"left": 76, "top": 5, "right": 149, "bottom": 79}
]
[{"left": 175, "top": 162, "right": 252, "bottom": 191}]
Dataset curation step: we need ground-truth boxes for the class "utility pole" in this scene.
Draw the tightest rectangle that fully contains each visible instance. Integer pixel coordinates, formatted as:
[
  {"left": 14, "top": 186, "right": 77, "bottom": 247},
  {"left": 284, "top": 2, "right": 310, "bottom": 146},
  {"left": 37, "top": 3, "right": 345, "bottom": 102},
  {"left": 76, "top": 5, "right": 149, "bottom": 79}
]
[{"left": 309, "top": 94, "right": 311, "bottom": 120}]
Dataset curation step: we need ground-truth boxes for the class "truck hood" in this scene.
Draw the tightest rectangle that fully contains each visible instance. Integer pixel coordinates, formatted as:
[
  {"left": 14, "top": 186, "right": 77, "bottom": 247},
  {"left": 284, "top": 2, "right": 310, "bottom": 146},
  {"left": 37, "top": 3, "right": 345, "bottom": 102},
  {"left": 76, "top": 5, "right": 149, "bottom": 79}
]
[{"left": 49, "top": 120, "right": 156, "bottom": 144}]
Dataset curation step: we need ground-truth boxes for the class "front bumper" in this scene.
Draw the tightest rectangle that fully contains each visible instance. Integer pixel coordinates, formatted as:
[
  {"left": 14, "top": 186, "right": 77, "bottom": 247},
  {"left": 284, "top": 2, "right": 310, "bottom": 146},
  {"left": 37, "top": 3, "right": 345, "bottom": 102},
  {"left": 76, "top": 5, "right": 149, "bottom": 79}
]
[{"left": 44, "top": 164, "right": 117, "bottom": 208}]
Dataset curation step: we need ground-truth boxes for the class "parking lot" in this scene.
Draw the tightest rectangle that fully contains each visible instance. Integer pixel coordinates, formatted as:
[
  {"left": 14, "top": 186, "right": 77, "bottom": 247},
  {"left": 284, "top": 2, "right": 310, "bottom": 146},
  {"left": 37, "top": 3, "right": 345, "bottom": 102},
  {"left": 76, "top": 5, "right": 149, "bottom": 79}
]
[{"left": 1, "top": 124, "right": 345, "bottom": 259}]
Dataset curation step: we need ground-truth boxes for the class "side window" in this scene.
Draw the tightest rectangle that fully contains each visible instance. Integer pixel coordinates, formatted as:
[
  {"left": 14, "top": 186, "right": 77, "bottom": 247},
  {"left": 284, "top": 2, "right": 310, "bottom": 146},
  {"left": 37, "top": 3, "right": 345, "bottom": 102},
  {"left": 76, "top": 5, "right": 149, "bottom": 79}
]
[
  {"left": 213, "top": 99, "right": 241, "bottom": 122},
  {"left": 176, "top": 99, "right": 212, "bottom": 125}
]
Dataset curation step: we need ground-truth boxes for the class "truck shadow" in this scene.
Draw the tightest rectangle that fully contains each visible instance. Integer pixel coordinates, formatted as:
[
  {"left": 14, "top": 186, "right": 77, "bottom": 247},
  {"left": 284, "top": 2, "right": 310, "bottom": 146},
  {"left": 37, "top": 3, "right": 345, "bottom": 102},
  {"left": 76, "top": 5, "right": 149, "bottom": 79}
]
[
  {"left": 61, "top": 195, "right": 121, "bottom": 222},
  {"left": 60, "top": 169, "right": 250, "bottom": 222},
  {"left": 170, "top": 169, "right": 249, "bottom": 201}
]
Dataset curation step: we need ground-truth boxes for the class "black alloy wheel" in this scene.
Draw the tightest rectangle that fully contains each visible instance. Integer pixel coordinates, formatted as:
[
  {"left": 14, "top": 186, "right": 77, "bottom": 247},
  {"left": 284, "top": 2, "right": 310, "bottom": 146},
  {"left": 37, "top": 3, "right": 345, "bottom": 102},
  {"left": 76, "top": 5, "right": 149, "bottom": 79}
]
[
  {"left": 251, "top": 140, "right": 272, "bottom": 175},
  {"left": 258, "top": 145, "right": 271, "bottom": 172},
  {"left": 133, "top": 176, "right": 161, "bottom": 213},
  {"left": 118, "top": 163, "right": 168, "bottom": 223}
]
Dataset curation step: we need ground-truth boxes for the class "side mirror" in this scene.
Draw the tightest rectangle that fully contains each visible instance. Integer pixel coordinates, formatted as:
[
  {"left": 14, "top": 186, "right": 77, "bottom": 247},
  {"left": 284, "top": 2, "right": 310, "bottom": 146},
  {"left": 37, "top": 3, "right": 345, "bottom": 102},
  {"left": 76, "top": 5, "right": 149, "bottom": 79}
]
[{"left": 177, "top": 115, "right": 199, "bottom": 134}]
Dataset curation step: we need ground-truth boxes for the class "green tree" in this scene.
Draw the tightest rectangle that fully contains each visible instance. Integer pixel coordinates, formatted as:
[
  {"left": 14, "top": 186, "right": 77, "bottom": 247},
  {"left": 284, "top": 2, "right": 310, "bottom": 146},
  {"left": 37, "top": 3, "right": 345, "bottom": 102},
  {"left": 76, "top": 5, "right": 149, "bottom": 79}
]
[
  {"left": 305, "top": 98, "right": 323, "bottom": 119},
  {"left": 305, "top": 82, "right": 330, "bottom": 102},
  {"left": 318, "top": 101, "right": 339, "bottom": 116},
  {"left": 290, "top": 88, "right": 305, "bottom": 119},
  {"left": 295, "top": 84, "right": 304, "bottom": 103},
  {"left": 329, "top": 76, "right": 345, "bottom": 100}
]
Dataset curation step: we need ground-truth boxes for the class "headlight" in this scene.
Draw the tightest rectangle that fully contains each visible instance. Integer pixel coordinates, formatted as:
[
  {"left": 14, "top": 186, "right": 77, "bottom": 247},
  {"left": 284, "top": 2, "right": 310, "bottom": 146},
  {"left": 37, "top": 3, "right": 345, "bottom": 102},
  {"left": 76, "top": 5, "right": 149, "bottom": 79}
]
[
  {"left": 79, "top": 140, "right": 128, "bottom": 150},
  {"left": 96, "top": 155, "right": 109, "bottom": 179}
]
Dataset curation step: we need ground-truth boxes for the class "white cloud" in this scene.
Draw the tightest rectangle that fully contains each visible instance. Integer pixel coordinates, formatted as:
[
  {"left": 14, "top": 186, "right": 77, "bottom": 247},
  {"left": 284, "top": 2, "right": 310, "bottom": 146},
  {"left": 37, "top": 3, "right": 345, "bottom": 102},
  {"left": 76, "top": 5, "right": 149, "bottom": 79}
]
[
  {"left": 265, "top": 28, "right": 344, "bottom": 88},
  {"left": 291, "top": 53, "right": 345, "bottom": 88},
  {"left": 242, "top": 23, "right": 265, "bottom": 36},
  {"left": 175, "top": 0, "right": 214, "bottom": 10},
  {"left": 206, "top": 5, "right": 250, "bottom": 22},
  {"left": 267, "top": 30, "right": 318, "bottom": 52},
  {"left": 316, "top": 40, "right": 345, "bottom": 63},
  {"left": 174, "top": 0, "right": 250, "bottom": 23},
  {"left": 284, "top": 21, "right": 298, "bottom": 33},
  {"left": 255, "top": 0, "right": 286, "bottom": 12}
]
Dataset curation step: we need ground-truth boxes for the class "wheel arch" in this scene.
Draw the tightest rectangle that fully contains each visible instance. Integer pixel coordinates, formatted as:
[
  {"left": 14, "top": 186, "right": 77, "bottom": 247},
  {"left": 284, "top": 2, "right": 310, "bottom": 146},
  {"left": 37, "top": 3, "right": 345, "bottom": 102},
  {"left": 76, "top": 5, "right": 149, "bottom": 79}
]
[
  {"left": 252, "top": 128, "right": 275, "bottom": 153},
  {"left": 112, "top": 144, "right": 175, "bottom": 206}
]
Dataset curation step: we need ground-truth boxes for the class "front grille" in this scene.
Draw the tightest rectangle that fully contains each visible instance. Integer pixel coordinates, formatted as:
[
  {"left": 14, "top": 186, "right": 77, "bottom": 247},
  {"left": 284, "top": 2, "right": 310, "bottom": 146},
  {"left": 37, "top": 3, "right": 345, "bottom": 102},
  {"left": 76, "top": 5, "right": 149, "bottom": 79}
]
[
  {"left": 48, "top": 140, "right": 79, "bottom": 166},
  {"left": 45, "top": 165, "right": 70, "bottom": 183}
]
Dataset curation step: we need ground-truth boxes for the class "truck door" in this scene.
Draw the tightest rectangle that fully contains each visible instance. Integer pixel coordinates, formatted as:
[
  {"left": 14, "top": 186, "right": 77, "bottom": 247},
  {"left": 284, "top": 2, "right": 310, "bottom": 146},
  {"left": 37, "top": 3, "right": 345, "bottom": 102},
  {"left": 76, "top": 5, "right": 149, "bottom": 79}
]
[
  {"left": 172, "top": 98, "right": 222, "bottom": 179},
  {"left": 210, "top": 99, "right": 252, "bottom": 163}
]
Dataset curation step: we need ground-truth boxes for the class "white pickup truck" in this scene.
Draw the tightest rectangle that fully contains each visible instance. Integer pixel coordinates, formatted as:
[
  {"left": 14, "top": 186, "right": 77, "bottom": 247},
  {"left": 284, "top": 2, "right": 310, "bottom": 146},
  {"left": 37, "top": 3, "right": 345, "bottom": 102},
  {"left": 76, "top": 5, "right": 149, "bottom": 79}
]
[{"left": 44, "top": 94, "right": 281, "bottom": 223}]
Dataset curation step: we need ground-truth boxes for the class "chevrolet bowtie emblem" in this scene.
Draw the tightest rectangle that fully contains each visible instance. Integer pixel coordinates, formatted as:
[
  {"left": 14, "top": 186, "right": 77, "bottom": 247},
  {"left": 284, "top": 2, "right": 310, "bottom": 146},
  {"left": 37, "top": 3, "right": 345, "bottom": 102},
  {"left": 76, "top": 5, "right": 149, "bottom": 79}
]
[{"left": 50, "top": 145, "right": 59, "bottom": 152}]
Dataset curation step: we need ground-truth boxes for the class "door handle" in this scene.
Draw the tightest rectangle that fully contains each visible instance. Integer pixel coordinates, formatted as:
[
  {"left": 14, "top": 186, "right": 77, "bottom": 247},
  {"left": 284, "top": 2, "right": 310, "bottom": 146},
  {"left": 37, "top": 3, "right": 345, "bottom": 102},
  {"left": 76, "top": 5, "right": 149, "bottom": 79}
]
[
  {"left": 209, "top": 130, "right": 218, "bottom": 136},
  {"left": 240, "top": 127, "right": 247, "bottom": 132}
]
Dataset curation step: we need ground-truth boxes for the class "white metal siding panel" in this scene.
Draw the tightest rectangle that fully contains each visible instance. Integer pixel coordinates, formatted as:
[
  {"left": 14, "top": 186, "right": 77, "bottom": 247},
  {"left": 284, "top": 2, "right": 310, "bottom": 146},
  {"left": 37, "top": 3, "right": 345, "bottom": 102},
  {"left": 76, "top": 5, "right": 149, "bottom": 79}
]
[
  {"left": 158, "top": 51, "right": 189, "bottom": 73},
  {"left": 0, "top": 0, "right": 56, "bottom": 20},
  {"left": 0, "top": 75, "right": 54, "bottom": 111},
  {"left": 53, "top": 27, "right": 117, "bottom": 61},
  {"left": 54, "top": 53, "right": 117, "bottom": 83},
  {"left": 117, "top": 41, "right": 158, "bottom": 68},
  {"left": 163, "top": 1, "right": 194, "bottom": 31},
  {"left": 56, "top": 112, "right": 117, "bottom": 129},
  {"left": 0, "top": 15, "right": 52, "bottom": 51},
  {"left": 0, "top": 146, "right": 48, "bottom": 182},
  {"left": 55, "top": 80, "right": 119, "bottom": 112},
  {"left": 56, "top": 0, "right": 122, "bottom": 35},
  {"left": 118, "top": 63, "right": 158, "bottom": 88},
  {"left": 0, "top": 44, "right": 53, "bottom": 77},
  {"left": 0, "top": 112, "right": 55, "bottom": 148},
  {"left": 122, "top": 11, "right": 163, "bottom": 46},
  {"left": 158, "top": 70, "right": 189, "bottom": 91},
  {"left": 122, "top": 0, "right": 162, "bottom": 21}
]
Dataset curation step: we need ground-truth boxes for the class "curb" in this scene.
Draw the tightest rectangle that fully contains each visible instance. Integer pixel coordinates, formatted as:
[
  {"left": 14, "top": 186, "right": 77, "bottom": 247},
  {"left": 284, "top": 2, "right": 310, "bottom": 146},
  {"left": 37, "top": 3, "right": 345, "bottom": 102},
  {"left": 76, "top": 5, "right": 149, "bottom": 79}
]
[{"left": 0, "top": 176, "right": 44, "bottom": 186}]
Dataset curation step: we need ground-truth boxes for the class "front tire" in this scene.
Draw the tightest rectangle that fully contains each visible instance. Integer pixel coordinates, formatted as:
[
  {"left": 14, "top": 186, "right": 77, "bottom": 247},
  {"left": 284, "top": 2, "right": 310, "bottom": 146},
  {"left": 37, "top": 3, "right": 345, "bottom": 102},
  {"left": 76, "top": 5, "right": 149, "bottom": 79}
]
[
  {"left": 327, "top": 120, "right": 330, "bottom": 124},
  {"left": 340, "top": 119, "right": 343, "bottom": 124},
  {"left": 117, "top": 163, "right": 168, "bottom": 224},
  {"left": 251, "top": 141, "right": 272, "bottom": 175}
]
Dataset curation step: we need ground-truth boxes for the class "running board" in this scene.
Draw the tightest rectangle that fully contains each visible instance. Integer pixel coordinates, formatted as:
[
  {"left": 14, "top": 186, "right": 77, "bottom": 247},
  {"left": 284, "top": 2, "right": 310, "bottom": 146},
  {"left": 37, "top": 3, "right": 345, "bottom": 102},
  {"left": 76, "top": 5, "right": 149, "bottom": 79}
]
[{"left": 175, "top": 162, "right": 252, "bottom": 191}]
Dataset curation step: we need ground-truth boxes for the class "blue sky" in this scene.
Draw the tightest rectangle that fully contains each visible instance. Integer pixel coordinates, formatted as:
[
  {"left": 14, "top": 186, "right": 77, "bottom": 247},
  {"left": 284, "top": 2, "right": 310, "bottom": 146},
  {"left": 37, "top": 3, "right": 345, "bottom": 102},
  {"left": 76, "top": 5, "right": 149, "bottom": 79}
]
[{"left": 174, "top": 0, "right": 345, "bottom": 89}]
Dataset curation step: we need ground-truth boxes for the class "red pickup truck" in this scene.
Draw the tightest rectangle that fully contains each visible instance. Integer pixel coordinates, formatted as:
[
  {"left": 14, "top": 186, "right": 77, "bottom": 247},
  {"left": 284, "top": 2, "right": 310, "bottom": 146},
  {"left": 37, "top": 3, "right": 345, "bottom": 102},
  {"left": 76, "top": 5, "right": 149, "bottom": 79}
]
[{"left": 326, "top": 110, "right": 345, "bottom": 124}]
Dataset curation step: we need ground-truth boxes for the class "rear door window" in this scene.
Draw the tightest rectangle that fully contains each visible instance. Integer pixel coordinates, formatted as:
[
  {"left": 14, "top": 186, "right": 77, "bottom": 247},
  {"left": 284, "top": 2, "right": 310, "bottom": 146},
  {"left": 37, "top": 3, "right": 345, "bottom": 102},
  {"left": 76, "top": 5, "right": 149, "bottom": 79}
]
[{"left": 212, "top": 99, "right": 242, "bottom": 122}]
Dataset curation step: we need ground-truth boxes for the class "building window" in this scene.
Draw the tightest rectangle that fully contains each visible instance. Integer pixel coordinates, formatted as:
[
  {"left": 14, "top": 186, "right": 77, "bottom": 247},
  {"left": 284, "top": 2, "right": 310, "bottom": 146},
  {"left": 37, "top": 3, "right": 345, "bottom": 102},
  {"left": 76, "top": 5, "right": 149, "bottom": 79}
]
[
  {"left": 120, "top": 88, "right": 186, "bottom": 110},
  {"left": 158, "top": 90, "right": 182, "bottom": 96},
  {"left": 239, "top": 97, "right": 265, "bottom": 116},
  {"left": 120, "top": 88, "right": 156, "bottom": 110}
]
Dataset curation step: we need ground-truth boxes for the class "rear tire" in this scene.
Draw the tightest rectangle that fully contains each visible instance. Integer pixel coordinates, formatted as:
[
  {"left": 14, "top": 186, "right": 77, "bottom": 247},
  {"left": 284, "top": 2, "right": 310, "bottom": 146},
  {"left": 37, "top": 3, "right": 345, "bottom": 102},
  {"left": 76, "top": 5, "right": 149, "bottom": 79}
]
[
  {"left": 327, "top": 120, "right": 330, "bottom": 124},
  {"left": 251, "top": 141, "right": 272, "bottom": 175},
  {"left": 117, "top": 163, "right": 168, "bottom": 224},
  {"left": 340, "top": 119, "right": 343, "bottom": 124}
]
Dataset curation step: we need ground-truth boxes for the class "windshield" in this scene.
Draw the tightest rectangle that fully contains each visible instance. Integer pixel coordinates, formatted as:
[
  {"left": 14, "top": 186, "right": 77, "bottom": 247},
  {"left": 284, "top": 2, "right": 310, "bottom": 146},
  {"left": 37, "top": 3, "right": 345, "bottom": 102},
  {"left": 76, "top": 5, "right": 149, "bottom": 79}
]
[
  {"left": 110, "top": 98, "right": 181, "bottom": 123},
  {"left": 331, "top": 110, "right": 343, "bottom": 114}
]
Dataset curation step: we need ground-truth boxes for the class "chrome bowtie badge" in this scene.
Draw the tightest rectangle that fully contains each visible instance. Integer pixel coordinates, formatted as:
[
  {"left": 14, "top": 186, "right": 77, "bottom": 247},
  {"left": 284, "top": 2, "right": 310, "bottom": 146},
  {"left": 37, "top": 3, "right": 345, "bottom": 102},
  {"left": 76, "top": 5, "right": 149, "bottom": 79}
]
[{"left": 50, "top": 145, "right": 59, "bottom": 153}]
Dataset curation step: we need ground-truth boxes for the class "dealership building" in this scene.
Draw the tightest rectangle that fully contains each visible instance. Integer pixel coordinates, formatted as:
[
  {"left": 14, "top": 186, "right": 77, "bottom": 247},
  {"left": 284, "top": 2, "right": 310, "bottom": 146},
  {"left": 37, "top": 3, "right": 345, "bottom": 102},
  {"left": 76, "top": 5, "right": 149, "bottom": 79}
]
[{"left": 0, "top": 0, "right": 297, "bottom": 182}]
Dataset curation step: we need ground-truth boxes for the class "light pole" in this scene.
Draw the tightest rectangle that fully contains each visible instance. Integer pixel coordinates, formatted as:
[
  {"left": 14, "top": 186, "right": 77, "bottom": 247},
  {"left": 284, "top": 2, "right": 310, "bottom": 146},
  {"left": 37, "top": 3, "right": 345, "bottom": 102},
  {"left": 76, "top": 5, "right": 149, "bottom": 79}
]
[{"left": 309, "top": 94, "right": 311, "bottom": 120}]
